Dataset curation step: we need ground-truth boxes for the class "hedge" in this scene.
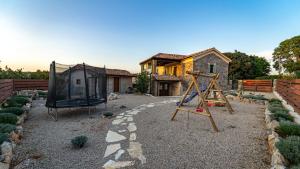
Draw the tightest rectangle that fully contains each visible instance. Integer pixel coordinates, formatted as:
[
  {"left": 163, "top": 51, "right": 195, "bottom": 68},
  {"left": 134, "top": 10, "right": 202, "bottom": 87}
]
[
  {"left": 0, "top": 123, "right": 16, "bottom": 134},
  {"left": 271, "top": 111, "right": 294, "bottom": 122},
  {"left": 0, "top": 107, "right": 24, "bottom": 116},
  {"left": 0, "top": 113, "right": 18, "bottom": 124},
  {"left": 276, "top": 121, "right": 300, "bottom": 137},
  {"left": 0, "top": 133, "right": 8, "bottom": 145},
  {"left": 276, "top": 136, "right": 300, "bottom": 165}
]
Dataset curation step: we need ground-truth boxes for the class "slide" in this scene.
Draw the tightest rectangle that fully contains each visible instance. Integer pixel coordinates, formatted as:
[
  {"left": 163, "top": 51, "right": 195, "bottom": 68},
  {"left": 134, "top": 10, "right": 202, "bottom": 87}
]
[{"left": 176, "top": 84, "right": 207, "bottom": 106}]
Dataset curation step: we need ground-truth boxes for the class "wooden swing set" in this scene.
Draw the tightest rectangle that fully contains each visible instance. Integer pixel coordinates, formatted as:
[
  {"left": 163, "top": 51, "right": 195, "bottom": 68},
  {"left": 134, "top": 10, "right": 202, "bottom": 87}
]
[{"left": 171, "top": 71, "right": 234, "bottom": 132}]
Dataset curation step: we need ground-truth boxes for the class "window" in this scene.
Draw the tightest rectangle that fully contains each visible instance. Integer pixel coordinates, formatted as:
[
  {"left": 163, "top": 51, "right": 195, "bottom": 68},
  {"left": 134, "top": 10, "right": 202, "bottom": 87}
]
[
  {"left": 76, "top": 79, "right": 81, "bottom": 85},
  {"left": 209, "top": 64, "right": 215, "bottom": 73}
]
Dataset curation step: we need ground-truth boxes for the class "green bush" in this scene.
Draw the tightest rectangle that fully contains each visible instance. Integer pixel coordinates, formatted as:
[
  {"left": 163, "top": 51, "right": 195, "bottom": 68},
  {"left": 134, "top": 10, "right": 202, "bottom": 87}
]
[
  {"left": 2, "top": 100, "right": 22, "bottom": 108},
  {"left": 0, "top": 113, "right": 18, "bottom": 124},
  {"left": 268, "top": 104, "right": 289, "bottom": 114},
  {"left": 269, "top": 98, "right": 282, "bottom": 104},
  {"left": 0, "top": 133, "right": 8, "bottom": 144},
  {"left": 136, "top": 71, "right": 150, "bottom": 94},
  {"left": 276, "top": 136, "right": 300, "bottom": 165},
  {"left": 290, "top": 164, "right": 300, "bottom": 169},
  {"left": 0, "top": 107, "right": 24, "bottom": 116},
  {"left": 10, "top": 96, "right": 30, "bottom": 105},
  {"left": 0, "top": 123, "right": 16, "bottom": 134},
  {"left": 242, "top": 94, "right": 267, "bottom": 100},
  {"left": 271, "top": 111, "right": 294, "bottom": 122},
  {"left": 71, "top": 136, "right": 88, "bottom": 148},
  {"left": 276, "top": 121, "right": 300, "bottom": 137}
]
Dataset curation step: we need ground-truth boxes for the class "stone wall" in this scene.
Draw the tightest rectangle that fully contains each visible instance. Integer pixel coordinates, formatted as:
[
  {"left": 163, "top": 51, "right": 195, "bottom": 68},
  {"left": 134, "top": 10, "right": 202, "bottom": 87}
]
[
  {"left": 107, "top": 76, "right": 133, "bottom": 94},
  {"left": 193, "top": 54, "right": 229, "bottom": 90}
]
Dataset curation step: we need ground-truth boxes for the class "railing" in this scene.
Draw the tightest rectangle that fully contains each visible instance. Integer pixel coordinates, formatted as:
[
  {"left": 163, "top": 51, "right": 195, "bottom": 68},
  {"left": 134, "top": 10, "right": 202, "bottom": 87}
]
[
  {"left": 276, "top": 79, "right": 300, "bottom": 114},
  {"left": 242, "top": 80, "right": 273, "bottom": 92}
]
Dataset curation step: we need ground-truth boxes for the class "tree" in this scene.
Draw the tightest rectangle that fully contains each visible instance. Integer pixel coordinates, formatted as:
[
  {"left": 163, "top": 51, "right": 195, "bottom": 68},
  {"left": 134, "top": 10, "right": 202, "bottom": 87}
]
[
  {"left": 224, "top": 50, "right": 270, "bottom": 80},
  {"left": 273, "top": 35, "right": 300, "bottom": 74},
  {"left": 135, "top": 71, "right": 150, "bottom": 93}
]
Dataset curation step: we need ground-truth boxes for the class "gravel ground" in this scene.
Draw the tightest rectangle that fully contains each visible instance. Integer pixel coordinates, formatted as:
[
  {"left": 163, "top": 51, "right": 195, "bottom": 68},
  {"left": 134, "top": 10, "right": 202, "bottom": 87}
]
[{"left": 11, "top": 94, "right": 270, "bottom": 169}]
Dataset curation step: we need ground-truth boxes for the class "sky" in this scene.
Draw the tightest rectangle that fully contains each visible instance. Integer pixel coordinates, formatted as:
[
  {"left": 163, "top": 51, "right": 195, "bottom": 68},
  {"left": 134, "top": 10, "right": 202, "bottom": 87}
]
[{"left": 0, "top": 0, "right": 299, "bottom": 73}]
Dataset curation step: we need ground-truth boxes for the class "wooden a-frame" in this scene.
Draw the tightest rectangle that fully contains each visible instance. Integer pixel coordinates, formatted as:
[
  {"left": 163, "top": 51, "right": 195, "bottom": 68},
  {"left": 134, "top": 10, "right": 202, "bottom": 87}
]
[{"left": 171, "top": 71, "right": 234, "bottom": 132}]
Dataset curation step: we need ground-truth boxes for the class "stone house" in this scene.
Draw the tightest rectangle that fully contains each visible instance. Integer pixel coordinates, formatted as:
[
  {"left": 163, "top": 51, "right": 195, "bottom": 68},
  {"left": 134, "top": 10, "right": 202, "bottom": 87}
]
[
  {"left": 106, "top": 69, "right": 135, "bottom": 94},
  {"left": 58, "top": 64, "right": 134, "bottom": 95},
  {"left": 140, "top": 48, "right": 231, "bottom": 96}
]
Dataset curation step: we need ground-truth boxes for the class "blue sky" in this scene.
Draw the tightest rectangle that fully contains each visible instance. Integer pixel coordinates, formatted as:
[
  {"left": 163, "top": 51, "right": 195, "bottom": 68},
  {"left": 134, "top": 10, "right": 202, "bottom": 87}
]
[{"left": 0, "top": 0, "right": 299, "bottom": 73}]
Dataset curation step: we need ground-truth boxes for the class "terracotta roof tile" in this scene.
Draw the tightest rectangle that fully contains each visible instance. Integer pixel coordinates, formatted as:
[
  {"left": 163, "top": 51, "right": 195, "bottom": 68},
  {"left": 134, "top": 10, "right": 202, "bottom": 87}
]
[
  {"left": 140, "top": 53, "right": 186, "bottom": 64},
  {"left": 106, "top": 69, "right": 135, "bottom": 77}
]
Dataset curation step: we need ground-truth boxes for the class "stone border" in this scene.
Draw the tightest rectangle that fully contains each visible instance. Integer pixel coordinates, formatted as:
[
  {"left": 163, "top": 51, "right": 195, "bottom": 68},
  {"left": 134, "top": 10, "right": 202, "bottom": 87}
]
[
  {"left": 264, "top": 104, "right": 287, "bottom": 169},
  {"left": 0, "top": 94, "right": 33, "bottom": 169},
  {"left": 226, "top": 95, "right": 267, "bottom": 105}
]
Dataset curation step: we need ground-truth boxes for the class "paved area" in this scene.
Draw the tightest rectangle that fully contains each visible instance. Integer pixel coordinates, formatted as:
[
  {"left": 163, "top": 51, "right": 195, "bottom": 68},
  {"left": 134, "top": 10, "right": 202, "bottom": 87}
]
[{"left": 12, "top": 94, "right": 270, "bottom": 169}]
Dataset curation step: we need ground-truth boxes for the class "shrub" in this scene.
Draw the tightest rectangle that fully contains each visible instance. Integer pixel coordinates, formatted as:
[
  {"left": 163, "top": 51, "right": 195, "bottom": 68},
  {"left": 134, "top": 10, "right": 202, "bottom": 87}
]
[
  {"left": 276, "top": 121, "right": 300, "bottom": 137},
  {"left": 0, "top": 113, "right": 18, "bottom": 124},
  {"left": 71, "top": 136, "right": 88, "bottom": 148},
  {"left": 0, "top": 133, "right": 8, "bottom": 144},
  {"left": 242, "top": 94, "right": 267, "bottom": 100},
  {"left": 136, "top": 71, "right": 150, "bottom": 94},
  {"left": 2, "top": 100, "right": 22, "bottom": 108},
  {"left": 290, "top": 164, "right": 300, "bottom": 169},
  {"left": 0, "top": 123, "right": 16, "bottom": 134},
  {"left": 10, "top": 96, "right": 30, "bottom": 105},
  {"left": 268, "top": 104, "right": 289, "bottom": 114},
  {"left": 271, "top": 111, "right": 294, "bottom": 122},
  {"left": 0, "top": 107, "right": 24, "bottom": 116},
  {"left": 276, "top": 136, "right": 300, "bottom": 165},
  {"left": 269, "top": 98, "right": 282, "bottom": 104}
]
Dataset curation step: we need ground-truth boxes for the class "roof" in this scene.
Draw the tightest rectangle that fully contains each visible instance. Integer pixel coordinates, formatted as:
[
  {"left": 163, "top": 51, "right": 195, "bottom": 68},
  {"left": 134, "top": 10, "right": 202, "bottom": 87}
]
[
  {"left": 106, "top": 69, "right": 135, "bottom": 77},
  {"left": 153, "top": 74, "right": 180, "bottom": 81},
  {"left": 140, "top": 48, "right": 232, "bottom": 64},
  {"left": 187, "top": 47, "right": 232, "bottom": 63},
  {"left": 140, "top": 53, "right": 186, "bottom": 64}
]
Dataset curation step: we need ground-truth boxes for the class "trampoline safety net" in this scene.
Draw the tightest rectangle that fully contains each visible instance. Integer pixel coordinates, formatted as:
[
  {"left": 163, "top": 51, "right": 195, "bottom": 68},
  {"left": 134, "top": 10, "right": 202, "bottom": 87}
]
[{"left": 46, "top": 61, "right": 107, "bottom": 108}]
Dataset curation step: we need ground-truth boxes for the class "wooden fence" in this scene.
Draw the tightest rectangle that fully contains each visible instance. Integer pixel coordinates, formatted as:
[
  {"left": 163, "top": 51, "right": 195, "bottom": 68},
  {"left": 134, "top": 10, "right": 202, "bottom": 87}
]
[
  {"left": 13, "top": 79, "right": 48, "bottom": 91},
  {"left": 0, "top": 79, "right": 48, "bottom": 103},
  {"left": 276, "top": 79, "right": 300, "bottom": 114},
  {"left": 0, "top": 80, "right": 14, "bottom": 103},
  {"left": 242, "top": 80, "right": 273, "bottom": 92}
]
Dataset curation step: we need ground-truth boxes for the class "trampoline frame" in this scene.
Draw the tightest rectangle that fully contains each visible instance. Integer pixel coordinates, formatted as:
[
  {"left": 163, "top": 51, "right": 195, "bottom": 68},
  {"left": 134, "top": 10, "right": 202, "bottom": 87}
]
[{"left": 46, "top": 61, "right": 107, "bottom": 120}]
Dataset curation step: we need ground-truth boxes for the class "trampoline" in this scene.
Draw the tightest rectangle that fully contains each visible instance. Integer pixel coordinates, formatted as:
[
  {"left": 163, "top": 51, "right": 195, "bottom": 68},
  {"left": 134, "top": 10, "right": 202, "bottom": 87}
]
[{"left": 46, "top": 61, "right": 107, "bottom": 120}]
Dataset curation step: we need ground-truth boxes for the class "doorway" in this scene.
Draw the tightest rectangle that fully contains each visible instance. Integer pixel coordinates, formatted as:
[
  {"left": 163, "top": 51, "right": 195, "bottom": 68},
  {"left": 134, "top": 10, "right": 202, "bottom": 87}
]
[
  {"left": 159, "top": 82, "right": 169, "bottom": 96},
  {"left": 113, "top": 77, "right": 120, "bottom": 92}
]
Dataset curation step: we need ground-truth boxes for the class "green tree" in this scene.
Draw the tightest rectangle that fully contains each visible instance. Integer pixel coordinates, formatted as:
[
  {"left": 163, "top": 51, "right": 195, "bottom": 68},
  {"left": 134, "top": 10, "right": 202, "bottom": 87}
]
[
  {"left": 224, "top": 50, "right": 270, "bottom": 80},
  {"left": 136, "top": 71, "right": 150, "bottom": 93},
  {"left": 273, "top": 35, "right": 300, "bottom": 74}
]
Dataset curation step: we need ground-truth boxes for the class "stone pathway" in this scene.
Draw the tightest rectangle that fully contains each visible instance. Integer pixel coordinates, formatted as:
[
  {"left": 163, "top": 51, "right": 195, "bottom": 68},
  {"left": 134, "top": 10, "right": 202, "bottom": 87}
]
[{"left": 102, "top": 99, "right": 178, "bottom": 168}]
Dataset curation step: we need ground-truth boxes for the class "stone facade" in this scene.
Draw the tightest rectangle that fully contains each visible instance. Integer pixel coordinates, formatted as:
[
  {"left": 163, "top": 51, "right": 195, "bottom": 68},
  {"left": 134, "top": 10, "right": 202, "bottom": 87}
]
[
  {"left": 193, "top": 54, "right": 229, "bottom": 90},
  {"left": 107, "top": 76, "right": 133, "bottom": 94}
]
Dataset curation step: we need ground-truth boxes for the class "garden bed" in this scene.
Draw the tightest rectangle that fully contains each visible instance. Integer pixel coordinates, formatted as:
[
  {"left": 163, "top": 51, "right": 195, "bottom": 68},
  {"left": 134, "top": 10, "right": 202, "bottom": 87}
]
[
  {"left": 0, "top": 90, "right": 46, "bottom": 169},
  {"left": 265, "top": 98, "right": 300, "bottom": 169}
]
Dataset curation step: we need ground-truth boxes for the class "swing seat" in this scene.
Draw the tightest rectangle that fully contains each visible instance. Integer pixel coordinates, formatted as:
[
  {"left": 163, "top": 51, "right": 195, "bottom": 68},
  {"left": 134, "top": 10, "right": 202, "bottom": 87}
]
[{"left": 196, "top": 108, "right": 203, "bottom": 112}]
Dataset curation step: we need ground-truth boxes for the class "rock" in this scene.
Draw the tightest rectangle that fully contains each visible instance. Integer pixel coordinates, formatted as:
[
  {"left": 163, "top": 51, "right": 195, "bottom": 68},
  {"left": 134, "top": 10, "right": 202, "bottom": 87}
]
[
  {"left": 272, "top": 149, "right": 288, "bottom": 166},
  {"left": 15, "top": 126, "right": 24, "bottom": 137},
  {"left": 268, "top": 134, "right": 276, "bottom": 153},
  {"left": 108, "top": 93, "right": 119, "bottom": 100},
  {"left": 268, "top": 120, "right": 279, "bottom": 130},
  {"left": 1, "top": 142, "right": 12, "bottom": 164},
  {"left": 271, "top": 165, "right": 285, "bottom": 169},
  {"left": 0, "top": 162, "right": 9, "bottom": 169},
  {"left": 10, "top": 131, "right": 21, "bottom": 144}
]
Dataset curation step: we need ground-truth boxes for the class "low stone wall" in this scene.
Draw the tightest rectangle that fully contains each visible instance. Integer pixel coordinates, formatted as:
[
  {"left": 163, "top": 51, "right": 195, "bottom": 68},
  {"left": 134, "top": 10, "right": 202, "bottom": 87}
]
[{"left": 0, "top": 93, "right": 34, "bottom": 169}]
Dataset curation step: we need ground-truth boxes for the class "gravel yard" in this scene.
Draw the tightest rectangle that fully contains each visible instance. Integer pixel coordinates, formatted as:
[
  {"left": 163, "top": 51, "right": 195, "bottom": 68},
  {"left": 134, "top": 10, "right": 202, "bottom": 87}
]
[{"left": 12, "top": 94, "right": 270, "bottom": 169}]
